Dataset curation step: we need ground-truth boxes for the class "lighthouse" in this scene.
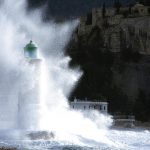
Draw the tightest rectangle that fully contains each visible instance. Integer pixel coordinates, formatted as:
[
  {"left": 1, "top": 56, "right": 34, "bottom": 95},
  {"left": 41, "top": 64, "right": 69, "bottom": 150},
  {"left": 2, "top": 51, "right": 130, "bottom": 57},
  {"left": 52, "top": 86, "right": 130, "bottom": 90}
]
[
  {"left": 18, "top": 41, "right": 42, "bottom": 130},
  {"left": 24, "top": 40, "right": 38, "bottom": 59}
]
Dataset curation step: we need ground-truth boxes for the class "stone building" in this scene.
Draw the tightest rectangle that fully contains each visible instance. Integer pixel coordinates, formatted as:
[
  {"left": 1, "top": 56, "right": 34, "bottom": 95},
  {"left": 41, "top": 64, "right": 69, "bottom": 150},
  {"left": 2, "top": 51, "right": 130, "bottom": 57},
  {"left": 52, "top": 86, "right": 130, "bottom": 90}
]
[
  {"left": 132, "top": 2, "right": 149, "bottom": 16},
  {"left": 78, "top": 2, "right": 150, "bottom": 34},
  {"left": 76, "top": 2, "right": 150, "bottom": 54}
]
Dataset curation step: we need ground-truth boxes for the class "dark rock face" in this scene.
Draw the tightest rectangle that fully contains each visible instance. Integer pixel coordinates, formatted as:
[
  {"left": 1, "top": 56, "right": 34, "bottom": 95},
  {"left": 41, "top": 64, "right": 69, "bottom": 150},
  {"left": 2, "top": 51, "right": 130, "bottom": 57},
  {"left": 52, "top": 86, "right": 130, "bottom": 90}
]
[{"left": 66, "top": 14, "right": 150, "bottom": 121}]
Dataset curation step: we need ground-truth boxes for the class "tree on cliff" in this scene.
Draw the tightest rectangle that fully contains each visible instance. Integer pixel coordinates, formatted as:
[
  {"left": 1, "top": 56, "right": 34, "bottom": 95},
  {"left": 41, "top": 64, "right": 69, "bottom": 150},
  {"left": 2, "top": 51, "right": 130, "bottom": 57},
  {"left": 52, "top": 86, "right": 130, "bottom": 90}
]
[
  {"left": 129, "top": 4, "right": 133, "bottom": 14},
  {"left": 148, "top": 8, "right": 150, "bottom": 14},
  {"left": 102, "top": 3, "right": 106, "bottom": 18},
  {"left": 138, "top": 0, "right": 150, "bottom": 6},
  {"left": 114, "top": 0, "right": 122, "bottom": 14}
]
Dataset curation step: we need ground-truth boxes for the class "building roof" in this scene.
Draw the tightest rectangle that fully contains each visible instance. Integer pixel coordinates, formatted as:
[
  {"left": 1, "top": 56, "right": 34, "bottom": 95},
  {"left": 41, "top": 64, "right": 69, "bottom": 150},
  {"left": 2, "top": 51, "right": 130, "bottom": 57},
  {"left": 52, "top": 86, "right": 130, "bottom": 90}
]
[
  {"left": 24, "top": 40, "right": 37, "bottom": 52},
  {"left": 70, "top": 101, "right": 108, "bottom": 105}
]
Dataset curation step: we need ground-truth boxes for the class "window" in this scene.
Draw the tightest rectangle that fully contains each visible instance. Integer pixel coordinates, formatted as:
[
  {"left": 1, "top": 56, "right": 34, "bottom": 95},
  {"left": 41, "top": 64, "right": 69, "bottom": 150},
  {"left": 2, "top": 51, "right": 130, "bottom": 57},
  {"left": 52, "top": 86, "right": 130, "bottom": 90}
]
[
  {"left": 104, "top": 106, "right": 106, "bottom": 110},
  {"left": 100, "top": 105, "right": 102, "bottom": 110},
  {"left": 134, "top": 9, "right": 139, "bottom": 14}
]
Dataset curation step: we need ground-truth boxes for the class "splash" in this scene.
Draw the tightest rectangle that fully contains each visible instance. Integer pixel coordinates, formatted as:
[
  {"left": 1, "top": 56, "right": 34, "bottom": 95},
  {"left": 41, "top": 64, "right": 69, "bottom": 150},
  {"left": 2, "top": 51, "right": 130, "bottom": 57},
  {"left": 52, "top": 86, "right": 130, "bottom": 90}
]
[{"left": 0, "top": 0, "right": 115, "bottom": 148}]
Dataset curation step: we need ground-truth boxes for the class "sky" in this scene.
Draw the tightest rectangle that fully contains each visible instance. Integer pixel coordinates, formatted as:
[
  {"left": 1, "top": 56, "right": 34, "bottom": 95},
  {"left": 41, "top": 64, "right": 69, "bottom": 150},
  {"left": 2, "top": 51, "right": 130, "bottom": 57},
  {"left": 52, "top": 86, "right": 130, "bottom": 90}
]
[{"left": 27, "top": 0, "right": 136, "bottom": 18}]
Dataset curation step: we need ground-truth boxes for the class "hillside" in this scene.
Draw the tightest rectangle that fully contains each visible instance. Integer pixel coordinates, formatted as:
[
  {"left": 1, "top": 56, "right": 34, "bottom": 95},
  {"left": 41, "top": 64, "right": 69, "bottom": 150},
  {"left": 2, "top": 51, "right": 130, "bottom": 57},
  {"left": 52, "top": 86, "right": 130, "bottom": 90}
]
[{"left": 66, "top": 3, "right": 150, "bottom": 121}]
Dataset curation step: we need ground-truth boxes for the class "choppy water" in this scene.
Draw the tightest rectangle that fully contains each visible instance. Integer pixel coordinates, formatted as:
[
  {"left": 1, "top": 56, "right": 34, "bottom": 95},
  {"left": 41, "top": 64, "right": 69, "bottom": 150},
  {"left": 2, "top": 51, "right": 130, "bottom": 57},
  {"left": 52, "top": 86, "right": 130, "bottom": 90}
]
[{"left": 0, "top": 129, "right": 150, "bottom": 150}]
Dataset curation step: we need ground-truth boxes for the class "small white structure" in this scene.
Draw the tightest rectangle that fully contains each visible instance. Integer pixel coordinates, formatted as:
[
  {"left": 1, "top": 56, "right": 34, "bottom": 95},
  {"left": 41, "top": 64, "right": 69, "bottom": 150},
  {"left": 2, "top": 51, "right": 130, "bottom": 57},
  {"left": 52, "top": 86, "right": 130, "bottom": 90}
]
[{"left": 70, "top": 98, "right": 108, "bottom": 114}]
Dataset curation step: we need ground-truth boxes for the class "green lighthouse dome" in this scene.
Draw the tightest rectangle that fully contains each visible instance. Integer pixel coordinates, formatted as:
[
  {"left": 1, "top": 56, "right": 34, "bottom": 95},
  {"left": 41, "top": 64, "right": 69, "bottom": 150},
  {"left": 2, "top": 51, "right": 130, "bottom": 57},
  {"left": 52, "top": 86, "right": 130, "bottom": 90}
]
[{"left": 24, "top": 40, "right": 37, "bottom": 59}]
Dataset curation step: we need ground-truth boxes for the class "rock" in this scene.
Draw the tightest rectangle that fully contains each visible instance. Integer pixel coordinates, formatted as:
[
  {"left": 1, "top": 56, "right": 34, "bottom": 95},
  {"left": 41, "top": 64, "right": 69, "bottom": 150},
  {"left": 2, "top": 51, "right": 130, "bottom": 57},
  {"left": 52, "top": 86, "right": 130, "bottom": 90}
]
[
  {"left": 0, "top": 147, "right": 17, "bottom": 150},
  {"left": 27, "top": 131, "right": 55, "bottom": 140}
]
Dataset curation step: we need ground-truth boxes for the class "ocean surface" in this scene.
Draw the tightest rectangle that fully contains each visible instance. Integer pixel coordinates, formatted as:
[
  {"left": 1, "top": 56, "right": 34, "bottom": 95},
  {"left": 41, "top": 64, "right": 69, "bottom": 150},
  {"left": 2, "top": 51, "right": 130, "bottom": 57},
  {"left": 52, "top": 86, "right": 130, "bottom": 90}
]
[{"left": 0, "top": 128, "right": 150, "bottom": 150}]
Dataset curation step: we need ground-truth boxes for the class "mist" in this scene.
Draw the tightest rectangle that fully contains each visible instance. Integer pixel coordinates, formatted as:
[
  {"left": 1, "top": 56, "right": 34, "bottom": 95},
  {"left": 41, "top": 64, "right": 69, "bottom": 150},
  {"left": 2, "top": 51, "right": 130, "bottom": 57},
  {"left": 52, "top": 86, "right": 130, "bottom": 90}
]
[{"left": 0, "top": 0, "right": 114, "bottom": 148}]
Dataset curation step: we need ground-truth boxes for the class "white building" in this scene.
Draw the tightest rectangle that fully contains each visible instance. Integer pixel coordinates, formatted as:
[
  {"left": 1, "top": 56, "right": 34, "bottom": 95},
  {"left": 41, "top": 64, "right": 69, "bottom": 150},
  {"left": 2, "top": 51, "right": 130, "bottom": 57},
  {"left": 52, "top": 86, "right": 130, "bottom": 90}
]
[{"left": 70, "top": 98, "right": 108, "bottom": 114}]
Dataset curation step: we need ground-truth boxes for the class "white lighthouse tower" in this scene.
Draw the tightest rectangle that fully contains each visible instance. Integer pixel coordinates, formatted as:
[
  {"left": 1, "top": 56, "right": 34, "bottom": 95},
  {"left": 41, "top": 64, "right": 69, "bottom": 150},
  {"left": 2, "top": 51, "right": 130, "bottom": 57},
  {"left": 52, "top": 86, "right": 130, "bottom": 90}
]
[{"left": 18, "top": 41, "right": 42, "bottom": 130}]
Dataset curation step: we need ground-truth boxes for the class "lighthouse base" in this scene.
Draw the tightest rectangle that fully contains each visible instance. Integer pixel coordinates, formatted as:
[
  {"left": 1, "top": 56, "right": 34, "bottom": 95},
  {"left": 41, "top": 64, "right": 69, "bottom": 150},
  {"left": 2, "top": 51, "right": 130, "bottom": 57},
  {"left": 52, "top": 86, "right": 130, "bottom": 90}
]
[{"left": 18, "top": 58, "right": 42, "bottom": 130}]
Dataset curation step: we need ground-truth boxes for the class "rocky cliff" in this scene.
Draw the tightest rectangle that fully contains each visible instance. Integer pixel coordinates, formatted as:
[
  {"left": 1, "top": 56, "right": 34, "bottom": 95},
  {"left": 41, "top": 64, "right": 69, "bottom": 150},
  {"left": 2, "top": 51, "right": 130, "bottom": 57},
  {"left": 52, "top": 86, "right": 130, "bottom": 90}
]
[{"left": 66, "top": 10, "right": 150, "bottom": 121}]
